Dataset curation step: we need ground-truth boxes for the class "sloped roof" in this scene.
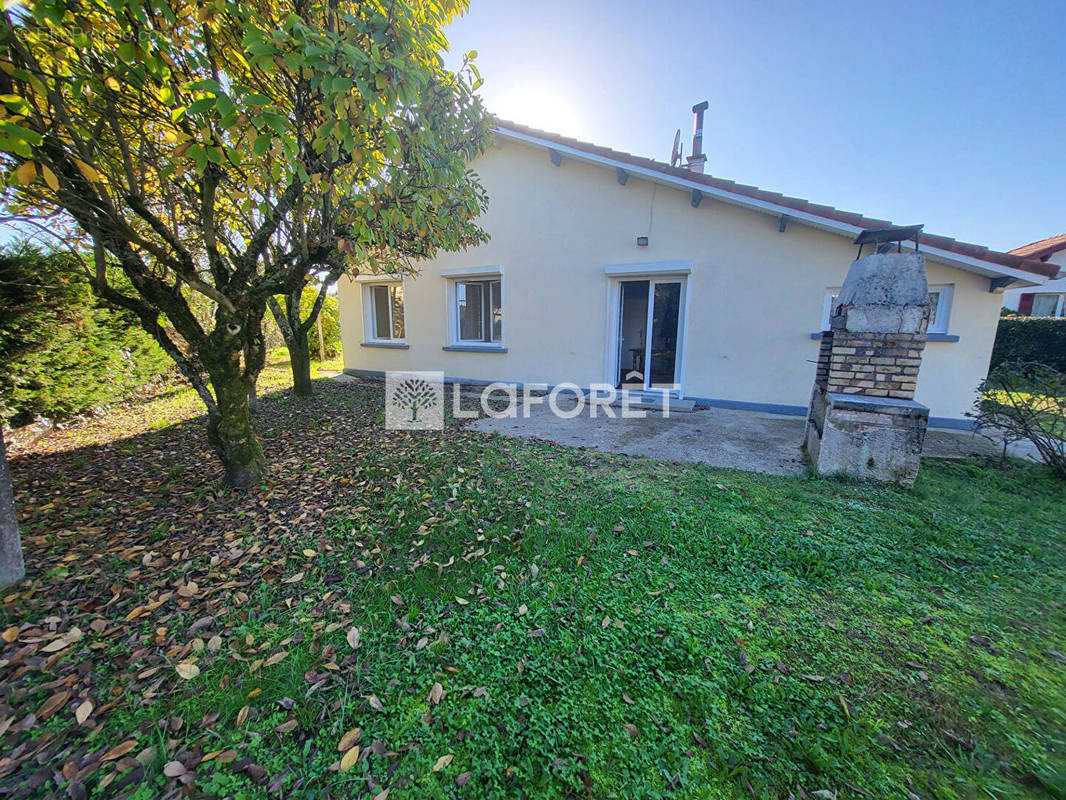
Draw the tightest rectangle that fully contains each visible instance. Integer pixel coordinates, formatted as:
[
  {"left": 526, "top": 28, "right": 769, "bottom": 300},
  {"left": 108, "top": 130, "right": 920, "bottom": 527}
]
[
  {"left": 1009, "top": 233, "right": 1066, "bottom": 261},
  {"left": 494, "top": 120, "right": 1058, "bottom": 281}
]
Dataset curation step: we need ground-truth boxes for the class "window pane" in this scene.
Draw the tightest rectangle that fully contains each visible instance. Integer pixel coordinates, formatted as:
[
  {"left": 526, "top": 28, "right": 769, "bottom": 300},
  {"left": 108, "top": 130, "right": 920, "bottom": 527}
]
[
  {"left": 390, "top": 285, "right": 405, "bottom": 338},
  {"left": 1032, "top": 293, "right": 1059, "bottom": 317},
  {"left": 927, "top": 292, "right": 940, "bottom": 328},
  {"left": 372, "top": 286, "right": 391, "bottom": 339},
  {"left": 490, "top": 280, "right": 502, "bottom": 342},
  {"left": 457, "top": 282, "right": 483, "bottom": 340}
]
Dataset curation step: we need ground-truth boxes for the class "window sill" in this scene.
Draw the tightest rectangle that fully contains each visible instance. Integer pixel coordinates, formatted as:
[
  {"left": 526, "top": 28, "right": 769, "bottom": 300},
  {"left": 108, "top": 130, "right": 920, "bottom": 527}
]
[
  {"left": 442, "top": 344, "right": 508, "bottom": 353},
  {"left": 809, "top": 332, "right": 959, "bottom": 343},
  {"left": 361, "top": 341, "right": 409, "bottom": 349}
]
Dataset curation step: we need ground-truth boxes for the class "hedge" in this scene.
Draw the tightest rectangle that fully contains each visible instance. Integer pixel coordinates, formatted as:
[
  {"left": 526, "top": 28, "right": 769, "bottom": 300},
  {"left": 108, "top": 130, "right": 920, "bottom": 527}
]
[
  {"left": 990, "top": 317, "right": 1066, "bottom": 372},
  {"left": 1, "top": 243, "right": 171, "bottom": 425}
]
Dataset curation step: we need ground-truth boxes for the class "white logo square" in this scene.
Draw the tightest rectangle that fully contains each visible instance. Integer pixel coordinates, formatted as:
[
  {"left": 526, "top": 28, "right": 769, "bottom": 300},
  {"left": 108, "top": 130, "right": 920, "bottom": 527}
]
[{"left": 385, "top": 371, "right": 444, "bottom": 430}]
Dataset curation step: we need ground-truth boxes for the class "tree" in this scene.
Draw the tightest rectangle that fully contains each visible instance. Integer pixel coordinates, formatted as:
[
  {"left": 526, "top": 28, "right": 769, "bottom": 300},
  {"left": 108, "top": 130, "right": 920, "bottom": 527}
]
[
  {"left": 267, "top": 269, "right": 339, "bottom": 396},
  {"left": 0, "top": 241, "right": 170, "bottom": 424},
  {"left": 0, "top": 427, "right": 24, "bottom": 588},
  {"left": 0, "top": 0, "right": 490, "bottom": 486}
]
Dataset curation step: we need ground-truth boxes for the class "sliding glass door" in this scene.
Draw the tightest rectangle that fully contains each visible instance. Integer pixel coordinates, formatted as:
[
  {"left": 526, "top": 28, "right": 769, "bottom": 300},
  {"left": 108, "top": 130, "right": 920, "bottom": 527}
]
[{"left": 616, "top": 278, "right": 684, "bottom": 392}]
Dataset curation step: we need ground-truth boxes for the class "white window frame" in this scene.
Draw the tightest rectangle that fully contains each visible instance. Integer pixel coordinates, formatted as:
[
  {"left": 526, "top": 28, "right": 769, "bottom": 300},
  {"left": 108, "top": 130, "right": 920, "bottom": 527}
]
[
  {"left": 1031, "top": 292, "right": 1066, "bottom": 317},
  {"left": 443, "top": 267, "right": 504, "bottom": 348},
  {"left": 361, "top": 281, "right": 406, "bottom": 343},
  {"left": 821, "top": 284, "right": 954, "bottom": 334}
]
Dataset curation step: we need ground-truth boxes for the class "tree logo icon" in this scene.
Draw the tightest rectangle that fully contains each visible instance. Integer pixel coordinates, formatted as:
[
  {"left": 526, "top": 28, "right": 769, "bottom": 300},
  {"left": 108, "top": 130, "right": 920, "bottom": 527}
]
[{"left": 385, "top": 371, "right": 444, "bottom": 430}]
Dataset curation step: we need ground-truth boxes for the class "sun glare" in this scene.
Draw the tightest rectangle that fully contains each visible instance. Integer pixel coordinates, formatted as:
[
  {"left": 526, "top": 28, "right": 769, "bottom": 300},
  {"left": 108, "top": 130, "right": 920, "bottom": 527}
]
[{"left": 488, "top": 81, "right": 589, "bottom": 138}]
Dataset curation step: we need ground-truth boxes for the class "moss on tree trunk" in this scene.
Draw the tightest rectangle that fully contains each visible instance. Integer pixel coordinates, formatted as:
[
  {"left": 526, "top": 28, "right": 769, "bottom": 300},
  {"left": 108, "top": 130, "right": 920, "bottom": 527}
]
[
  {"left": 288, "top": 326, "right": 314, "bottom": 397},
  {"left": 206, "top": 371, "right": 266, "bottom": 488}
]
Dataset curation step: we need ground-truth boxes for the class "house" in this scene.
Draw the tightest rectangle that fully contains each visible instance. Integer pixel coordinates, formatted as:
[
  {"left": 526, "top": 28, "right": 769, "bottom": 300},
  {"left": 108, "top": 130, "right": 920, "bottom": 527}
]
[
  {"left": 1001, "top": 234, "right": 1066, "bottom": 316},
  {"left": 338, "top": 109, "right": 1059, "bottom": 428}
]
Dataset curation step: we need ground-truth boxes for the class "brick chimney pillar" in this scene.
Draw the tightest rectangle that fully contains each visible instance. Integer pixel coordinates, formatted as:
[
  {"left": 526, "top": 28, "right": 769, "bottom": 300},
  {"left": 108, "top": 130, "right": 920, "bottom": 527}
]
[{"left": 805, "top": 251, "right": 932, "bottom": 486}]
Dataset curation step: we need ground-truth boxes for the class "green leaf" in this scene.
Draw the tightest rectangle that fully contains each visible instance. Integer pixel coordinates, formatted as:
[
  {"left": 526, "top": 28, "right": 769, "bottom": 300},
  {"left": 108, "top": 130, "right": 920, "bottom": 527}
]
[
  {"left": 215, "top": 94, "right": 236, "bottom": 117},
  {"left": 187, "top": 97, "right": 216, "bottom": 116},
  {"left": 188, "top": 78, "right": 222, "bottom": 94},
  {"left": 253, "top": 134, "right": 271, "bottom": 156}
]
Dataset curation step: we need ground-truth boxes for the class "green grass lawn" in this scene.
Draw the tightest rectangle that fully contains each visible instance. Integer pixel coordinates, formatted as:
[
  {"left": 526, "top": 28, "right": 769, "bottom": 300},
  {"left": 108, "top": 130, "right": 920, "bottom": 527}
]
[{"left": 1, "top": 358, "right": 1064, "bottom": 799}]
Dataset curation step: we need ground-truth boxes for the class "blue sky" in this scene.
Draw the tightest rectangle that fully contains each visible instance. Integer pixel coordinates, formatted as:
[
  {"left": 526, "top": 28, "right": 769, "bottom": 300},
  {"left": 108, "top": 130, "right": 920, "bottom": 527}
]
[{"left": 444, "top": 0, "right": 1065, "bottom": 253}]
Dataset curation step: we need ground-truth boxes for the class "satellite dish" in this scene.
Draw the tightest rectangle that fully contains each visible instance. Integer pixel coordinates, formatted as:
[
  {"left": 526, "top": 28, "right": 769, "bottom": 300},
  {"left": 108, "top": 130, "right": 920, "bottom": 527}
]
[{"left": 669, "top": 129, "right": 682, "bottom": 168}]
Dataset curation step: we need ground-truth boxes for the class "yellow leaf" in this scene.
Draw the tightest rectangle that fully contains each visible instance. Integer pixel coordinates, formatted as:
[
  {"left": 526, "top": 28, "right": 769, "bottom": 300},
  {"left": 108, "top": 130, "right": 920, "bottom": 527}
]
[
  {"left": 41, "top": 165, "right": 58, "bottom": 190},
  {"left": 75, "top": 699, "right": 93, "bottom": 725},
  {"left": 14, "top": 161, "right": 35, "bottom": 186},
  {"left": 339, "top": 745, "right": 360, "bottom": 772},
  {"left": 337, "top": 727, "right": 361, "bottom": 751},
  {"left": 105, "top": 76, "right": 120, "bottom": 91},
  {"left": 1, "top": 625, "right": 18, "bottom": 643},
  {"left": 74, "top": 160, "right": 101, "bottom": 183},
  {"left": 432, "top": 754, "right": 453, "bottom": 772},
  {"left": 263, "top": 650, "right": 287, "bottom": 667},
  {"left": 302, "top": 548, "right": 316, "bottom": 557},
  {"left": 236, "top": 705, "right": 249, "bottom": 726},
  {"left": 174, "top": 662, "right": 199, "bottom": 680}
]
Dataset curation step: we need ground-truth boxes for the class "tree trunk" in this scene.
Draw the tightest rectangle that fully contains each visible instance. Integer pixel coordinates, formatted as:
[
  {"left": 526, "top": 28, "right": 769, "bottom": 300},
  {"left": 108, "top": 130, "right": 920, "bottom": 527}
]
[
  {"left": 244, "top": 342, "right": 260, "bottom": 414},
  {"left": 316, "top": 312, "right": 326, "bottom": 361},
  {"left": 0, "top": 428, "right": 25, "bottom": 589},
  {"left": 268, "top": 291, "right": 314, "bottom": 397},
  {"left": 205, "top": 365, "right": 266, "bottom": 488},
  {"left": 288, "top": 325, "right": 314, "bottom": 397}
]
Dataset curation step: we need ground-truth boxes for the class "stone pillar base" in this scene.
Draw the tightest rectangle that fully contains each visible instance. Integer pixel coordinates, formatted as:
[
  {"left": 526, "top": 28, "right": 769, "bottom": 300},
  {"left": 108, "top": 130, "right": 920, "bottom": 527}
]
[{"left": 806, "top": 392, "right": 929, "bottom": 487}]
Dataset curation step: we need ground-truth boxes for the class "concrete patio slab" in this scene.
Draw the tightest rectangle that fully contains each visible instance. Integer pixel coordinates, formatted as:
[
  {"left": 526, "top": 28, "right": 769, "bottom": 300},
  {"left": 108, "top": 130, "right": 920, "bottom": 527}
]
[{"left": 468, "top": 397, "right": 1030, "bottom": 476}]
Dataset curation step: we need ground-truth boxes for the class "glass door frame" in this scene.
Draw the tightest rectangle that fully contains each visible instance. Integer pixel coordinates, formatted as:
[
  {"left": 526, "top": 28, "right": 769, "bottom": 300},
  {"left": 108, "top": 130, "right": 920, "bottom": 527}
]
[{"left": 605, "top": 270, "right": 689, "bottom": 396}]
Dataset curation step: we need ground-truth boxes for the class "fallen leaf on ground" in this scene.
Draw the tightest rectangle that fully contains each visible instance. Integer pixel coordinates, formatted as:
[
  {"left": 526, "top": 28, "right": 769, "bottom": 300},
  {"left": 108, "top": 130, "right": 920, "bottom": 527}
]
[
  {"left": 74, "top": 699, "right": 93, "bottom": 725},
  {"left": 175, "top": 662, "right": 200, "bottom": 680},
  {"left": 163, "top": 761, "right": 187, "bottom": 777},
  {"left": 346, "top": 627, "right": 361, "bottom": 648},
  {"left": 337, "top": 727, "right": 361, "bottom": 751},
  {"left": 432, "top": 754, "right": 453, "bottom": 771},
  {"left": 101, "top": 740, "right": 138, "bottom": 761},
  {"left": 339, "top": 746, "right": 360, "bottom": 772},
  {"left": 427, "top": 682, "right": 444, "bottom": 706}
]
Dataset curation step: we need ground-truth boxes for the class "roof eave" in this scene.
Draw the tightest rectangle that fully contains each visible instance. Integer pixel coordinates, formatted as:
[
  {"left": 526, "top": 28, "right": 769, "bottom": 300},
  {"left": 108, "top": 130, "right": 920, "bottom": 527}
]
[{"left": 494, "top": 126, "right": 1048, "bottom": 289}]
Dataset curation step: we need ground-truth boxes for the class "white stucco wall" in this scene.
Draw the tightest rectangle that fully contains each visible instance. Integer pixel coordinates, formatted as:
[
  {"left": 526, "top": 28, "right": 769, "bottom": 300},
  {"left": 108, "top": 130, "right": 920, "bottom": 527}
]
[
  {"left": 1002, "top": 251, "right": 1066, "bottom": 312},
  {"left": 340, "top": 137, "right": 1012, "bottom": 423}
]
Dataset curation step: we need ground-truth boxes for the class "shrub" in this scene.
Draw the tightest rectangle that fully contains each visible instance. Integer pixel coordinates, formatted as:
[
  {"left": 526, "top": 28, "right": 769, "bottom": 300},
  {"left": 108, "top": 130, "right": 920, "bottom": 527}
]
[
  {"left": 970, "top": 362, "right": 1066, "bottom": 478},
  {"left": 299, "top": 285, "right": 341, "bottom": 360},
  {"left": 0, "top": 243, "right": 171, "bottom": 425},
  {"left": 990, "top": 317, "right": 1066, "bottom": 372}
]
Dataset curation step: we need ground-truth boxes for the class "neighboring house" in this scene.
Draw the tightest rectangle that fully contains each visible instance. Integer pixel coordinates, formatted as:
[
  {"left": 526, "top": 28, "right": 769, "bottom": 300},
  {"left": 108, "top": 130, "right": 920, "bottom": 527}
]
[
  {"left": 338, "top": 112, "right": 1058, "bottom": 427},
  {"left": 1001, "top": 234, "right": 1066, "bottom": 316}
]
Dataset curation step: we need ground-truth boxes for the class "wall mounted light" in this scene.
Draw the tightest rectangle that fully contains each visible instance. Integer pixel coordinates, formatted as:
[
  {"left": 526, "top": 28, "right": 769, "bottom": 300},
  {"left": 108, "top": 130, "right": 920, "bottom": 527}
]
[{"left": 636, "top": 236, "right": 649, "bottom": 247}]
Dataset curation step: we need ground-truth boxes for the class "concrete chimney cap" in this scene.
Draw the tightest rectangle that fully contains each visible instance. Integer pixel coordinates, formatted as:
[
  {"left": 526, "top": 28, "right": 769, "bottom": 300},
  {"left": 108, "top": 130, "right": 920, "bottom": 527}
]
[
  {"left": 837, "top": 252, "right": 929, "bottom": 310},
  {"left": 834, "top": 252, "right": 930, "bottom": 335}
]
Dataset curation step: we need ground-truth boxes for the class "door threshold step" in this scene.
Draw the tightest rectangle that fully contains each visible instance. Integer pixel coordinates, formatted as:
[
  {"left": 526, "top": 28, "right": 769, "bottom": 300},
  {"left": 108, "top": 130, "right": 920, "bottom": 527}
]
[{"left": 610, "top": 394, "right": 695, "bottom": 412}]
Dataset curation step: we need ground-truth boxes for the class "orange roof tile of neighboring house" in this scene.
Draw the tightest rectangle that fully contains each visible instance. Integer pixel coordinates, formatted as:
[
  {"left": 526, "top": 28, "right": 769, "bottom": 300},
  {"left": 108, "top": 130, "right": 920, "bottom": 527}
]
[
  {"left": 494, "top": 120, "right": 1059, "bottom": 281},
  {"left": 1009, "top": 233, "right": 1066, "bottom": 261}
]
